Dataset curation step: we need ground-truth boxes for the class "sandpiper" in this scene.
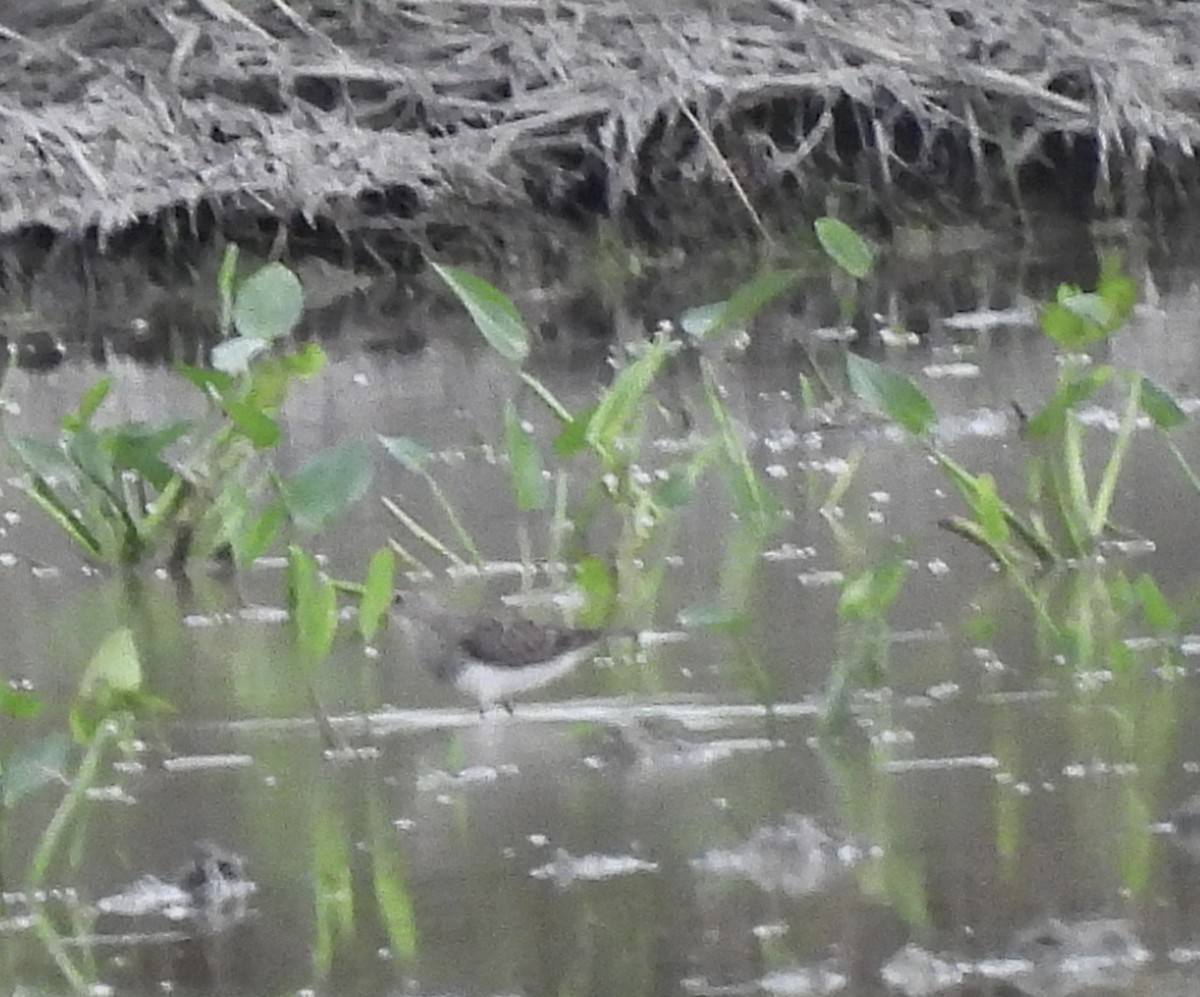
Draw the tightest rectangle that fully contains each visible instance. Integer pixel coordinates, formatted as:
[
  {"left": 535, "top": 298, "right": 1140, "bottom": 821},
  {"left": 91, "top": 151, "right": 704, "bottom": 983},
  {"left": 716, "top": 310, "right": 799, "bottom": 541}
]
[{"left": 393, "top": 594, "right": 627, "bottom": 713}]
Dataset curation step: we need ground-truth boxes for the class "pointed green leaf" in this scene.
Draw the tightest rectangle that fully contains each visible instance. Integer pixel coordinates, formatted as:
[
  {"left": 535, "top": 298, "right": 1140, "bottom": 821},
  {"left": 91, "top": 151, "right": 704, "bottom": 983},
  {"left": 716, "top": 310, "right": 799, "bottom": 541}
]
[
  {"left": 287, "top": 545, "right": 338, "bottom": 666},
  {"left": 79, "top": 628, "right": 142, "bottom": 699},
  {"left": 815, "top": 217, "right": 874, "bottom": 278},
  {"left": 359, "top": 547, "right": 396, "bottom": 643},
  {"left": 846, "top": 353, "right": 934, "bottom": 435},
  {"left": 575, "top": 555, "right": 616, "bottom": 629},
  {"left": 430, "top": 262, "right": 529, "bottom": 363},
  {"left": 554, "top": 404, "right": 596, "bottom": 458},
  {"left": 1140, "top": 377, "right": 1187, "bottom": 431},
  {"left": 233, "top": 498, "right": 287, "bottom": 566},
  {"left": 1134, "top": 574, "right": 1178, "bottom": 633},
  {"left": 62, "top": 378, "right": 111, "bottom": 432},
  {"left": 177, "top": 364, "right": 236, "bottom": 398},
  {"left": 233, "top": 262, "right": 305, "bottom": 341},
  {"left": 0, "top": 685, "right": 41, "bottom": 719},
  {"left": 221, "top": 398, "right": 281, "bottom": 448},
  {"left": 1026, "top": 366, "right": 1113, "bottom": 439},
  {"left": 504, "top": 401, "right": 549, "bottom": 511}
]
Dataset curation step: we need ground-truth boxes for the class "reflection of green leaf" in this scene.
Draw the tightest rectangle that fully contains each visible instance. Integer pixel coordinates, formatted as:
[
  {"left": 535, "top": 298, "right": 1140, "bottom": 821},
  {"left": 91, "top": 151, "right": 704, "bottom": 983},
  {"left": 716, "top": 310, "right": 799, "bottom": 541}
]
[
  {"left": 379, "top": 435, "right": 433, "bottom": 473},
  {"left": 504, "top": 401, "right": 549, "bottom": 511},
  {"left": 79, "top": 628, "right": 142, "bottom": 699},
  {"left": 368, "top": 797, "right": 418, "bottom": 962},
  {"left": 2, "top": 732, "right": 68, "bottom": 809},
  {"left": 846, "top": 354, "right": 934, "bottom": 436},
  {"left": 359, "top": 547, "right": 396, "bottom": 643},
  {"left": 284, "top": 442, "right": 374, "bottom": 533},
  {"left": 233, "top": 262, "right": 305, "bottom": 341},
  {"left": 312, "top": 804, "right": 355, "bottom": 975},
  {"left": 815, "top": 217, "right": 873, "bottom": 278},
  {"left": 431, "top": 262, "right": 529, "bottom": 364}
]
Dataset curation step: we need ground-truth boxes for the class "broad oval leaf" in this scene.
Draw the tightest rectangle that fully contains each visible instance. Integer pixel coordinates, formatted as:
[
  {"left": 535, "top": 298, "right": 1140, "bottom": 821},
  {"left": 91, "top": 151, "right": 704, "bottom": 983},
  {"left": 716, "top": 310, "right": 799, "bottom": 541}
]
[
  {"left": 430, "top": 262, "right": 529, "bottom": 364},
  {"left": 284, "top": 442, "right": 374, "bottom": 533},
  {"left": 815, "top": 218, "right": 873, "bottom": 279},
  {"left": 233, "top": 262, "right": 305, "bottom": 341},
  {"left": 846, "top": 353, "right": 934, "bottom": 435},
  {"left": 504, "top": 401, "right": 549, "bottom": 511}
]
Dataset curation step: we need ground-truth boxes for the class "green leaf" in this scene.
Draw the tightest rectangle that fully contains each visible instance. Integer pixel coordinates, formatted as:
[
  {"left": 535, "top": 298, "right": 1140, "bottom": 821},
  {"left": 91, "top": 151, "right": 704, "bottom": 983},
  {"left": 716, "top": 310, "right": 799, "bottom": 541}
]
[
  {"left": 1134, "top": 574, "right": 1178, "bottom": 633},
  {"left": 284, "top": 342, "right": 327, "bottom": 377},
  {"left": 218, "top": 244, "right": 239, "bottom": 335},
  {"left": 846, "top": 353, "right": 934, "bottom": 435},
  {"left": 553, "top": 404, "right": 596, "bottom": 459},
  {"left": 222, "top": 398, "right": 281, "bottom": 448},
  {"left": 287, "top": 545, "right": 338, "bottom": 666},
  {"left": 1026, "top": 366, "right": 1113, "bottom": 440},
  {"left": 2, "top": 732, "right": 68, "bottom": 809},
  {"left": 815, "top": 217, "right": 874, "bottom": 278},
  {"left": 212, "top": 337, "right": 270, "bottom": 375},
  {"left": 79, "top": 628, "right": 142, "bottom": 700},
  {"left": 681, "top": 270, "right": 802, "bottom": 341},
  {"left": 0, "top": 685, "right": 41, "bottom": 719},
  {"left": 25, "top": 476, "right": 103, "bottom": 559},
  {"left": 233, "top": 262, "right": 305, "bottom": 341},
  {"left": 838, "top": 558, "right": 908, "bottom": 621},
  {"left": 1140, "top": 377, "right": 1187, "bottom": 431},
  {"left": 359, "top": 547, "right": 396, "bottom": 643},
  {"left": 575, "top": 555, "right": 616, "bottom": 629},
  {"left": 504, "top": 401, "right": 549, "bottom": 511},
  {"left": 1097, "top": 254, "right": 1137, "bottom": 325},
  {"left": 234, "top": 499, "right": 287, "bottom": 566},
  {"left": 9, "top": 435, "right": 72, "bottom": 478},
  {"left": 284, "top": 442, "right": 374, "bottom": 533},
  {"left": 106, "top": 421, "right": 192, "bottom": 489},
  {"left": 972, "top": 473, "right": 1010, "bottom": 550},
  {"left": 430, "top": 262, "right": 529, "bottom": 364},
  {"left": 62, "top": 378, "right": 111, "bottom": 432},
  {"left": 177, "top": 364, "right": 236, "bottom": 399},
  {"left": 586, "top": 338, "right": 671, "bottom": 452},
  {"left": 379, "top": 435, "right": 433, "bottom": 473}
]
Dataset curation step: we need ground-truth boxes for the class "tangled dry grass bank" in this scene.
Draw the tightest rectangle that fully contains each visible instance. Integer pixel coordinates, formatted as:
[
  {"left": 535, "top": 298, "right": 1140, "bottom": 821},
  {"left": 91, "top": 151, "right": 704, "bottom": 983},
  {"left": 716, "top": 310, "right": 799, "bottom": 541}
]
[{"left": 1, "top": 0, "right": 1198, "bottom": 247}]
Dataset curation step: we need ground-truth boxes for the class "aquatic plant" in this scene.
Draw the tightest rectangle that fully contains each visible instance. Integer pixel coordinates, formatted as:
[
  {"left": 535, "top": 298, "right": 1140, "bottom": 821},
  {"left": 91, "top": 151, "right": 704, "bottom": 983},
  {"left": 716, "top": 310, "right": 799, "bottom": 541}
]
[
  {"left": 848, "top": 257, "right": 1183, "bottom": 569},
  {"left": 4, "top": 248, "right": 372, "bottom": 572}
]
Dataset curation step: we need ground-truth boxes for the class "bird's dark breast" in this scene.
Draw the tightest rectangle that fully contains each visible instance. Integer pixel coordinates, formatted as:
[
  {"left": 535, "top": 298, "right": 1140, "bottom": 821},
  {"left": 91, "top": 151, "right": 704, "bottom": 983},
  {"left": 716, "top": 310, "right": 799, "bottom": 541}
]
[{"left": 458, "top": 618, "right": 601, "bottom": 667}]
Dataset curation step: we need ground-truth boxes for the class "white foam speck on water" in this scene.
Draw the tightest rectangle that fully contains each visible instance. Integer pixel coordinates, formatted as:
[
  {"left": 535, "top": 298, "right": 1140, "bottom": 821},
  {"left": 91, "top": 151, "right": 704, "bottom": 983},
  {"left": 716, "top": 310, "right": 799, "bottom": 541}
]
[
  {"left": 881, "top": 755, "right": 1000, "bottom": 774},
  {"left": 162, "top": 754, "right": 254, "bottom": 772},
  {"left": 530, "top": 849, "right": 657, "bottom": 884},
  {"left": 939, "top": 304, "right": 1037, "bottom": 331},
  {"left": 760, "top": 965, "right": 847, "bottom": 995},
  {"left": 923, "top": 362, "right": 980, "bottom": 379},
  {"left": 797, "top": 570, "right": 844, "bottom": 587},
  {"left": 418, "top": 764, "right": 520, "bottom": 792}
]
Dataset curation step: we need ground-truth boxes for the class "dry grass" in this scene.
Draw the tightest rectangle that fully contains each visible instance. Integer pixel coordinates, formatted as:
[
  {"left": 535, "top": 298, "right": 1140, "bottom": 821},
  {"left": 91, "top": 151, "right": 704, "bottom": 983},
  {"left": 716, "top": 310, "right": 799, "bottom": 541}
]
[{"left": 0, "top": 0, "right": 1197, "bottom": 241}]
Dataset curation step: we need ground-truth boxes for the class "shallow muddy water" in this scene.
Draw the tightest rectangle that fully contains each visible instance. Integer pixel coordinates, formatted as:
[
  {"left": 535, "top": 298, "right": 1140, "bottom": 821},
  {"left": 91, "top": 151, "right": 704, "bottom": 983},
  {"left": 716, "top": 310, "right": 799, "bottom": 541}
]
[{"left": 7, "top": 235, "right": 1200, "bottom": 996}]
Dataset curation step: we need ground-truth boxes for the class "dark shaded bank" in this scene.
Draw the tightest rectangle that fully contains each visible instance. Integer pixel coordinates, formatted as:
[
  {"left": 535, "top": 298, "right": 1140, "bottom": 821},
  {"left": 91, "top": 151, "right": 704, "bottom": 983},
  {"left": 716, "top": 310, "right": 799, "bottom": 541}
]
[{"left": 1, "top": 0, "right": 1198, "bottom": 253}]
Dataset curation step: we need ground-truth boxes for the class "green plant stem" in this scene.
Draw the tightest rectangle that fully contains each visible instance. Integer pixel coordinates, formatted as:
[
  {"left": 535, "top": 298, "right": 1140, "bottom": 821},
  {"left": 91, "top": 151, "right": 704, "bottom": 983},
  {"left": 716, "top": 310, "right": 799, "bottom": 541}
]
[
  {"left": 1089, "top": 376, "right": 1141, "bottom": 538},
  {"left": 420, "top": 472, "right": 483, "bottom": 565},
  {"left": 28, "top": 719, "right": 118, "bottom": 887},
  {"left": 1166, "top": 438, "right": 1200, "bottom": 493},
  {"left": 381, "top": 496, "right": 468, "bottom": 567}
]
